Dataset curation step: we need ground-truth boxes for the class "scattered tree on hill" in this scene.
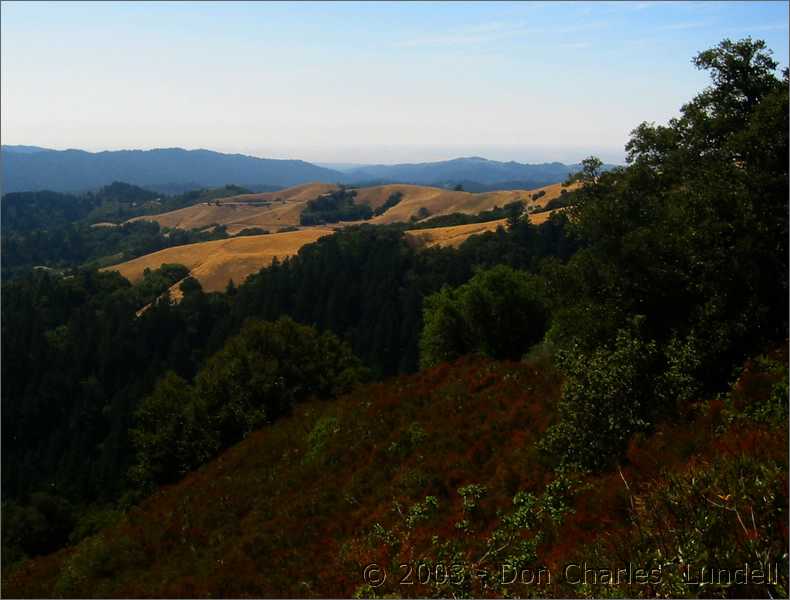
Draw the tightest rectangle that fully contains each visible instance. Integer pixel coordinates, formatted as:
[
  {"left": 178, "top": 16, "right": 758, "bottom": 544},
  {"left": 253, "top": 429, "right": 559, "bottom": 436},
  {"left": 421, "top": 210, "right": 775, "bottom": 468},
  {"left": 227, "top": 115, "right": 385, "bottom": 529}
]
[
  {"left": 373, "top": 191, "right": 403, "bottom": 216},
  {"left": 235, "top": 227, "right": 270, "bottom": 236},
  {"left": 299, "top": 188, "right": 373, "bottom": 225}
]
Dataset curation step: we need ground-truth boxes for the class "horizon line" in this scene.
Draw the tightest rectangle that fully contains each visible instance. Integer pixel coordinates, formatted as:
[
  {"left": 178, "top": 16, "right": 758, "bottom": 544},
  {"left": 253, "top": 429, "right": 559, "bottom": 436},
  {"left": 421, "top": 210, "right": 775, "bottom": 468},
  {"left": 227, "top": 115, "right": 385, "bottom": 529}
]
[{"left": 1, "top": 144, "right": 626, "bottom": 166}]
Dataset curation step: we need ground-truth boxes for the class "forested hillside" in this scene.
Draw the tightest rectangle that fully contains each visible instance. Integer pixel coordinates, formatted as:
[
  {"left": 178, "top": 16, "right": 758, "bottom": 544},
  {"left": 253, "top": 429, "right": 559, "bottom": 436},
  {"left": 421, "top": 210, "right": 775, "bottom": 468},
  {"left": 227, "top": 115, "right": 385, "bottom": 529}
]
[
  {"left": 0, "top": 183, "right": 258, "bottom": 278},
  {"left": 2, "top": 38, "right": 788, "bottom": 598}
]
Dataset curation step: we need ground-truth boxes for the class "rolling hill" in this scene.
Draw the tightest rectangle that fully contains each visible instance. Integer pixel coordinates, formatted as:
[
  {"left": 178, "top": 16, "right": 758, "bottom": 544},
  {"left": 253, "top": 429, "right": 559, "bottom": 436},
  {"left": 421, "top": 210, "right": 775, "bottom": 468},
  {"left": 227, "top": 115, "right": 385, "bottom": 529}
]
[
  {"left": 405, "top": 219, "right": 509, "bottom": 248},
  {"left": 0, "top": 148, "right": 344, "bottom": 193},
  {"left": 130, "top": 181, "right": 575, "bottom": 233},
  {"left": 104, "top": 228, "right": 333, "bottom": 293},
  {"left": 127, "top": 182, "right": 338, "bottom": 234},
  {"left": 109, "top": 181, "right": 574, "bottom": 291}
]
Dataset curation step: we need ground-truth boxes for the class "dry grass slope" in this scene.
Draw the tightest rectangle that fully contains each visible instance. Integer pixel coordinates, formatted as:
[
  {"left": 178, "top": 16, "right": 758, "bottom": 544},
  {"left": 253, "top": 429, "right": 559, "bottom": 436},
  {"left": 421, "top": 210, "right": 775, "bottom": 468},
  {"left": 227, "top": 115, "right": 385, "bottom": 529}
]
[
  {"left": 131, "top": 181, "right": 579, "bottom": 233},
  {"left": 405, "top": 219, "right": 509, "bottom": 248},
  {"left": 128, "top": 183, "right": 338, "bottom": 234},
  {"left": 105, "top": 228, "right": 333, "bottom": 292},
  {"left": 113, "top": 181, "right": 576, "bottom": 292}
]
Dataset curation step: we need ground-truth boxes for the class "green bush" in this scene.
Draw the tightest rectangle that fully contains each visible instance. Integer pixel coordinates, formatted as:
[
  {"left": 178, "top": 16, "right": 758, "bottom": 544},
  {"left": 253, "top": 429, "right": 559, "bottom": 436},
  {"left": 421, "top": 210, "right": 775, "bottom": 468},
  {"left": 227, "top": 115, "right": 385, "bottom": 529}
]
[
  {"left": 540, "top": 327, "right": 661, "bottom": 471},
  {"left": 419, "top": 265, "right": 548, "bottom": 368},
  {"left": 130, "top": 317, "right": 366, "bottom": 487},
  {"left": 128, "top": 372, "right": 217, "bottom": 489},
  {"left": 1, "top": 494, "right": 77, "bottom": 567}
]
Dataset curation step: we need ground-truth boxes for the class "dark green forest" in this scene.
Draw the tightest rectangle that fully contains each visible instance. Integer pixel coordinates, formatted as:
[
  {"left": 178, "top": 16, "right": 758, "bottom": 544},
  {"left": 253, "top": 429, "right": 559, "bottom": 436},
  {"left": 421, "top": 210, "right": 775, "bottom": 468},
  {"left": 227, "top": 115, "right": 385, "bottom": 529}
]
[
  {"left": 0, "top": 183, "right": 263, "bottom": 278},
  {"left": 1, "top": 38, "right": 788, "bottom": 588}
]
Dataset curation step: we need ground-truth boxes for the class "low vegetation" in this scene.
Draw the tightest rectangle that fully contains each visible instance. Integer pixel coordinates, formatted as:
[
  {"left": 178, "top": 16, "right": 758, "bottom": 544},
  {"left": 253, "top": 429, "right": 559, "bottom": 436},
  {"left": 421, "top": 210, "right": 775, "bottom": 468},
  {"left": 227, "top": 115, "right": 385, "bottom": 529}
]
[{"left": 3, "top": 348, "right": 786, "bottom": 597}]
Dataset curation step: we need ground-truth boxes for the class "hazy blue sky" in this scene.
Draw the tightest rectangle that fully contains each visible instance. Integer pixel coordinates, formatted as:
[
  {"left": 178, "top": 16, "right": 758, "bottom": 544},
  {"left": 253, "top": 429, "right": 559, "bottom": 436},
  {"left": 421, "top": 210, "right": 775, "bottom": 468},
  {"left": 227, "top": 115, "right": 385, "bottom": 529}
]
[{"left": 2, "top": 1, "right": 787, "bottom": 164}]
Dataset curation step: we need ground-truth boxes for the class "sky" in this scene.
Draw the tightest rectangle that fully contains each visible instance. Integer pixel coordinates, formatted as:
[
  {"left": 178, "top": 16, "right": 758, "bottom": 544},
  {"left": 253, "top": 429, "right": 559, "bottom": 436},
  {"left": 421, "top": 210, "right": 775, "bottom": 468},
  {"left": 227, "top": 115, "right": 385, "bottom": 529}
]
[{"left": 1, "top": 1, "right": 788, "bottom": 165}]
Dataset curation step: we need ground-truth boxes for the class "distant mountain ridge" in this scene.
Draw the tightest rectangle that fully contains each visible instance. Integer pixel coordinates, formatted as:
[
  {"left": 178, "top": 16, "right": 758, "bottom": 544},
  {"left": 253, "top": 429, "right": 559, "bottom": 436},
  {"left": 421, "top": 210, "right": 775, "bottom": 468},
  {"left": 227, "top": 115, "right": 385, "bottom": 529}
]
[
  {"left": 1, "top": 146, "right": 612, "bottom": 193},
  {"left": 2, "top": 145, "right": 54, "bottom": 154},
  {"left": 342, "top": 156, "right": 595, "bottom": 187},
  {"left": 0, "top": 147, "right": 344, "bottom": 193}
]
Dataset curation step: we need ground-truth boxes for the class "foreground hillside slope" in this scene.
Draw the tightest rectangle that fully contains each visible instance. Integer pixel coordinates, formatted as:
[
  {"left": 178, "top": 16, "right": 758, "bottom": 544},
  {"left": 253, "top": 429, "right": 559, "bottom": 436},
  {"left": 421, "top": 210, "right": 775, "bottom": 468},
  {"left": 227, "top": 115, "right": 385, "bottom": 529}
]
[{"left": 5, "top": 349, "right": 786, "bottom": 598}]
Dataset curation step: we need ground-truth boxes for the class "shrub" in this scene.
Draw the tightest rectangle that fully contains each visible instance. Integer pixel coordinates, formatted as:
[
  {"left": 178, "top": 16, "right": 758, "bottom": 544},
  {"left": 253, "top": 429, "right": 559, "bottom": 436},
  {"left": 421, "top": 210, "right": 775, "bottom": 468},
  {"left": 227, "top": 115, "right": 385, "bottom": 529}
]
[
  {"left": 540, "top": 327, "right": 662, "bottom": 471},
  {"left": 235, "top": 227, "right": 270, "bottom": 237},
  {"left": 420, "top": 265, "right": 548, "bottom": 368},
  {"left": 128, "top": 372, "right": 218, "bottom": 488},
  {"left": 130, "top": 318, "right": 366, "bottom": 487}
]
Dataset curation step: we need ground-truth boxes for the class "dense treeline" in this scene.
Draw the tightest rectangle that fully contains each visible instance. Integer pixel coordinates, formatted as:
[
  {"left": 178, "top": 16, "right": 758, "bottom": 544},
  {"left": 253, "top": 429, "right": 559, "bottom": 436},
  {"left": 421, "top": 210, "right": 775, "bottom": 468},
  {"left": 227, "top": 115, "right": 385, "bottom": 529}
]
[
  {"left": 232, "top": 215, "right": 577, "bottom": 375},
  {"left": 538, "top": 39, "right": 788, "bottom": 469},
  {"left": 0, "top": 182, "right": 260, "bottom": 278},
  {"left": 1, "top": 182, "right": 251, "bottom": 231},
  {"left": 1, "top": 221, "right": 229, "bottom": 278},
  {"left": 1, "top": 268, "right": 230, "bottom": 500}
]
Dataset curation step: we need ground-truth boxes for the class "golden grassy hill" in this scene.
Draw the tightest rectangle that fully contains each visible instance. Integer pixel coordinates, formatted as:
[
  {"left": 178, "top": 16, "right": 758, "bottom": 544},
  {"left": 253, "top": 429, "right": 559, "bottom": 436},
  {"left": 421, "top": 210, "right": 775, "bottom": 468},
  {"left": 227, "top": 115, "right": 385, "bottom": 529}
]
[
  {"left": 130, "top": 181, "right": 578, "bottom": 233},
  {"left": 405, "top": 219, "right": 509, "bottom": 248},
  {"left": 529, "top": 208, "right": 562, "bottom": 225},
  {"left": 105, "top": 228, "right": 333, "bottom": 292},
  {"left": 366, "top": 181, "right": 576, "bottom": 224},
  {"left": 524, "top": 181, "right": 578, "bottom": 208},
  {"left": 112, "top": 181, "right": 574, "bottom": 292},
  {"left": 402, "top": 207, "right": 564, "bottom": 249},
  {"left": 361, "top": 184, "right": 525, "bottom": 224},
  {"left": 128, "top": 183, "right": 338, "bottom": 235}
]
